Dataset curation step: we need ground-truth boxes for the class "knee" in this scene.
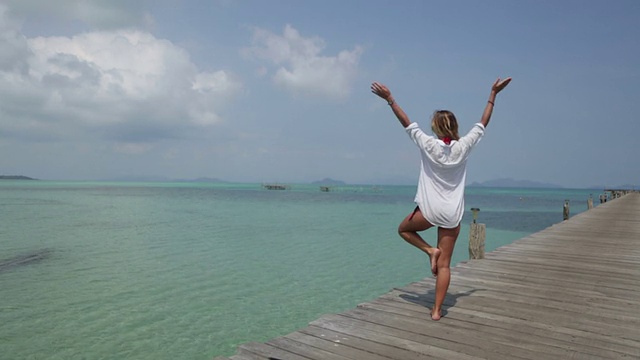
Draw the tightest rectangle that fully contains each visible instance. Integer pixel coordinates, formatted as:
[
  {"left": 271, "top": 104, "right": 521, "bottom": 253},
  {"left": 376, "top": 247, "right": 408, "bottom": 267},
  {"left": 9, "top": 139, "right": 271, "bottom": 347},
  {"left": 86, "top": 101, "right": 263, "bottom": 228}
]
[
  {"left": 397, "top": 222, "right": 407, "bottom": 236},
  {"left": 398, "top": 223, "right": 412, "bottom": 238}
]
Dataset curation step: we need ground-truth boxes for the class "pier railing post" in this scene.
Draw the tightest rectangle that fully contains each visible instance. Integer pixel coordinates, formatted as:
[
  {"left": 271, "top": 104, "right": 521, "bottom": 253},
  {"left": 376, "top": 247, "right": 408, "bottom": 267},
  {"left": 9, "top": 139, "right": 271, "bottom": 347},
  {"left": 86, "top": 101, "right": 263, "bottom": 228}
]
[
  {"left": 599, "top": 193, "right": 605, "bottom": 204},
  {"left": 469, "top": 208, "right": 486, "bottom": 259}
]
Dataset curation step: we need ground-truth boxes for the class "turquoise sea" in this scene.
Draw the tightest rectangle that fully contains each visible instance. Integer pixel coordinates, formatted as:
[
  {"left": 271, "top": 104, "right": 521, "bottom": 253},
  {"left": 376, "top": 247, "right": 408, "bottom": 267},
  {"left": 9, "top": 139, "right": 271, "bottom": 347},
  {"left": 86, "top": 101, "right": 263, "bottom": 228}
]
[{"left": 0, "top": 181, "right": 598, "bottom": 359}]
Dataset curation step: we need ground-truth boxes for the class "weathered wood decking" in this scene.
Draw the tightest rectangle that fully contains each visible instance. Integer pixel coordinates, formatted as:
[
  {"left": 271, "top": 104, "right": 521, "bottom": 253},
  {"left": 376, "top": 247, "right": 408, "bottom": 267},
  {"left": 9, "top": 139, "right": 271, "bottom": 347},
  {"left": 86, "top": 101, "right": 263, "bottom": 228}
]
[{"left": 215, "top": 193, "right": 640, "bottom": 360}]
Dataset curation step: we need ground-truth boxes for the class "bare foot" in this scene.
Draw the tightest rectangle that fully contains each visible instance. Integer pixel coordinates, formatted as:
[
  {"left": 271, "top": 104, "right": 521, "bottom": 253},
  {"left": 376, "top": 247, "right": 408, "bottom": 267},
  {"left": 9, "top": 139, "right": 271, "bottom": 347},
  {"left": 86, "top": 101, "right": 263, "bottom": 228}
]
[
  {"left": 428, "top": 248, "right": 441, "bottom": 277},
  {"left": 431, "top": 308, "right": 441, "bottom": 321}
]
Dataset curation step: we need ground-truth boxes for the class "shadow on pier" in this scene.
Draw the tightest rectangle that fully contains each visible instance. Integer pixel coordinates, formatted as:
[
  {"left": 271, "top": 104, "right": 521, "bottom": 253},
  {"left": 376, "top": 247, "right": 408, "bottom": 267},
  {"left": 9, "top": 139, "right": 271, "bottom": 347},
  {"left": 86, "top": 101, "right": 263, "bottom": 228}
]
[{"left": 397, "top": 287, "right": 485, "bottom": 317}]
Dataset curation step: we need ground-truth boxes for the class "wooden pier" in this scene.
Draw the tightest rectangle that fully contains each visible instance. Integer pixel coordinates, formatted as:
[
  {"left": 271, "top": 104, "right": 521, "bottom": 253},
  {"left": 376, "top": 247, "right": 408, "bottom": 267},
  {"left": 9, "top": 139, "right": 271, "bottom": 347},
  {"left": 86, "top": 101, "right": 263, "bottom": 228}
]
[{"left": 215, "top": 193, "right": 640, "bottom": 359}]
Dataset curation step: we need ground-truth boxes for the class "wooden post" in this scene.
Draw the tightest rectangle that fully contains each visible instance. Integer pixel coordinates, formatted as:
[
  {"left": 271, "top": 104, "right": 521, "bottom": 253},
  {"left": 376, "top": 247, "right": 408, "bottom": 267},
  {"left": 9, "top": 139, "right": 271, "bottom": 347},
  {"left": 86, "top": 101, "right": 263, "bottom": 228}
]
[
  {"left": 469, "top": 223, "right": 486, "bottom": 259},
  {"left": 588, "top": 194, "right": 593, "bottom": 210},
  {"left": 468, "top": 208, "right": 485, "bottom": 259},
  {"left": 563, "top": 200, "right": 570, "bottom": 220}
]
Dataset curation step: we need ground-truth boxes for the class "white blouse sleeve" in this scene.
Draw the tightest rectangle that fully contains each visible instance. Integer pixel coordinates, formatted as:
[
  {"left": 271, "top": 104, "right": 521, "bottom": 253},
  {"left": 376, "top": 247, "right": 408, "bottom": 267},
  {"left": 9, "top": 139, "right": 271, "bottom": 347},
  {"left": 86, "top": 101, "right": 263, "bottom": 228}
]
[
  {"left": 457, "top": 123, "right": 485, "bottom": 148},
  {"left": 405, "top": 122, "right": 437, "bottom": 152}
]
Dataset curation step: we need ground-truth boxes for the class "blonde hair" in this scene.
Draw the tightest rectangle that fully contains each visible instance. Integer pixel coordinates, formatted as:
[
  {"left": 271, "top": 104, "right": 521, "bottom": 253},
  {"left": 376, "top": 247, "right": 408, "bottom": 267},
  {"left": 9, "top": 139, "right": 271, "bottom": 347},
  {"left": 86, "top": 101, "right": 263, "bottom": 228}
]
[{"left": 431, "top": 110, "right": 460, "bottom": 141}]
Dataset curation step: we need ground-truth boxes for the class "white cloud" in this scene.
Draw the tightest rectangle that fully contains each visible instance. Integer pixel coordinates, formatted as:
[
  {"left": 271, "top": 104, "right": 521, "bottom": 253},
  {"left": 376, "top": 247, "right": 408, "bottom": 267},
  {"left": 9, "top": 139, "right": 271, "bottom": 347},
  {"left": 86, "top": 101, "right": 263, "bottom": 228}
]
[
  {"left": 244, "top": 24, "right": 363, "bottom": 99},
  {"left": 0, "top": 8, "right": 241, "bottom": 149}
]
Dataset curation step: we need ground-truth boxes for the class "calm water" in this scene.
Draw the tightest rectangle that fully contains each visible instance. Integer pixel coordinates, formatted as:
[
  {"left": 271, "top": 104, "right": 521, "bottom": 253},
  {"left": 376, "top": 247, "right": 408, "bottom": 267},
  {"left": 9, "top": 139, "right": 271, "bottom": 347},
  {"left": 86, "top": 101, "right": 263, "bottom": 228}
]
[{"left": 0, "top": 181, "right": 598, "bottom": 359}]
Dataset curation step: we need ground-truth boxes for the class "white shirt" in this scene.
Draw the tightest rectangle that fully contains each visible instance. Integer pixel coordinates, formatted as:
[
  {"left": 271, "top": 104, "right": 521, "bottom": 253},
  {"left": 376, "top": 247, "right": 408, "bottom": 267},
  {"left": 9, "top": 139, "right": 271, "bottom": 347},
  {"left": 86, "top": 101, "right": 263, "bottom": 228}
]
[{"left": 405, "top": 122, "right": 485, "bottom": 228}]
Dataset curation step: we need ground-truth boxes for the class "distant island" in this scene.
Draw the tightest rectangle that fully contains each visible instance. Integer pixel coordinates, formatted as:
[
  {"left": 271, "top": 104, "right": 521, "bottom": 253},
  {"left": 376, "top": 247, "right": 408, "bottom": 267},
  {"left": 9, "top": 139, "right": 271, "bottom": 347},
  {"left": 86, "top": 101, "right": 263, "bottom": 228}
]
[
  {"left": 468, "top": 178, "right": 562, "bottom": 188},
  {"left": 311, "top": 178, "right": 346, "bottom": 185},
  {"left": 0, "top": 175, "right": 37, "bottom": 180}
]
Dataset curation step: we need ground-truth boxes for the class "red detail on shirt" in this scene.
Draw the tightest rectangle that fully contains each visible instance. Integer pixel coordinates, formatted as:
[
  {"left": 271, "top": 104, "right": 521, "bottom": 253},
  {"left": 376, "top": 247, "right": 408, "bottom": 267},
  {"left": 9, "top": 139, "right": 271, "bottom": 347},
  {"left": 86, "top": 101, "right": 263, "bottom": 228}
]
[{"left": 443, "top": 137, "right": 452, "bottom": 145}]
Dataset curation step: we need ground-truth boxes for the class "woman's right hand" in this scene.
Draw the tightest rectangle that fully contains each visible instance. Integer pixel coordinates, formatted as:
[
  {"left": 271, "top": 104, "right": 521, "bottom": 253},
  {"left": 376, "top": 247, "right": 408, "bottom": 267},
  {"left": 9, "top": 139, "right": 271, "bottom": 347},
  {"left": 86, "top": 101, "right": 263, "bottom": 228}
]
[{"left": 492, "top": 77, "right": 512, "bottom": 94}]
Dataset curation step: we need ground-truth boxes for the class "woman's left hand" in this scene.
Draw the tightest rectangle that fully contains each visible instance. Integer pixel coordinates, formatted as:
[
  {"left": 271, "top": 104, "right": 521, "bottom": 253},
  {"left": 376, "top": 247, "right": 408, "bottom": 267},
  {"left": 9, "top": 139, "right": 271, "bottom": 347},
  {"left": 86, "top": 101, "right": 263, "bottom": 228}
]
[{"left": 371, "top": 82, "right": 392, "bottom": 101}]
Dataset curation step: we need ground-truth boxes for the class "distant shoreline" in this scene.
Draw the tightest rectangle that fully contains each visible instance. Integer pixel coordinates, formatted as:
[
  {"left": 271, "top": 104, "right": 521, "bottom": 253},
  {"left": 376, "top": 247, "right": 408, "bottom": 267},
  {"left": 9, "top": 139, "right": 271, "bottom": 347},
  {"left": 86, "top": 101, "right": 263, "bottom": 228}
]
[
  {"left": 0, "top": 175, "right": 37, "bottom": 180},
  {"left": 0, "top": 175, "right": 633, "bottom": 190}
]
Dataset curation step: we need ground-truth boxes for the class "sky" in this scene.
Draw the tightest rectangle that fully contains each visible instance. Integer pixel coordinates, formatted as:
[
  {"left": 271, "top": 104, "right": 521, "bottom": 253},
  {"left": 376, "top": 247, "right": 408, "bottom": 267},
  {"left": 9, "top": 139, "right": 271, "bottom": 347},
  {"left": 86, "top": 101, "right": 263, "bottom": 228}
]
[{"left": 0, "top": 0, "right": 639, "bottom": 188}]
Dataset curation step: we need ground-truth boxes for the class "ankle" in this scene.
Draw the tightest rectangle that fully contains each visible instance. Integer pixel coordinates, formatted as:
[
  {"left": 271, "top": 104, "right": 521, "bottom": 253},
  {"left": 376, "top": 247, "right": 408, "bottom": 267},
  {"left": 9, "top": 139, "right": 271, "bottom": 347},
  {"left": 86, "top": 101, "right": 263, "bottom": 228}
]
[{"left": 426, "top": 247, "right": 438, "bottom": 254}]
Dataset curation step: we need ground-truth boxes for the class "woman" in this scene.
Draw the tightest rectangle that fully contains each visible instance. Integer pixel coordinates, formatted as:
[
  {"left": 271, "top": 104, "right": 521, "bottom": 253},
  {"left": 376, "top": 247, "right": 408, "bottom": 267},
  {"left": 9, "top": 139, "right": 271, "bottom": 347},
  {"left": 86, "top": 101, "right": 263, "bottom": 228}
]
[{"left": 371, "top": 77, "right": 511, "bottom": 320}]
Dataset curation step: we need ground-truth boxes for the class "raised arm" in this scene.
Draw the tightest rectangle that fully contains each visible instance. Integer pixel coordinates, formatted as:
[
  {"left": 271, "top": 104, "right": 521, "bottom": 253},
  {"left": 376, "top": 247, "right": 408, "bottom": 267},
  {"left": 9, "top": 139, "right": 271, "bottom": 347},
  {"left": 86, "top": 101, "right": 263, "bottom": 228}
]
[
  {"left": 480, "top": 77, "right": 512, "bottom": 128},
  {"left": 371, "top": 82, "right": 412, "bottom": 128}
]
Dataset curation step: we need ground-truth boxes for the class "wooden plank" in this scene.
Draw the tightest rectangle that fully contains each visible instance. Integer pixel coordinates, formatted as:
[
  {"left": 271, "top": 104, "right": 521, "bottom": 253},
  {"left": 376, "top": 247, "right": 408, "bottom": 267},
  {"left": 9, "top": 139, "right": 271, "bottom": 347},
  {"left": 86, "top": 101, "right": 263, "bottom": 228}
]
[
  {"left": 332, "top": 310, "right": 529, "bottom": 360},
  {"left": 446, "top": 265, "right": 640, "bottom": 298},
  {"left": 487, "top": 245, "right": 640, "bottom": 264},
  {"left": 340, "top": 307, "right": 603, "bottom": 360},
  {"left": 227, "top": 356, "right": 260, "bottom": 360},
  {"left": 283, "top": 331, "right": 394, "bottom": 360},
  {"left": 494, "top": 238, "right": 639, "bottom": 251},
  {"left": 231, "top": 347, "right": 269, "bottom": 360},
  {"left": 371, "top": 295, "right": 640, "bottom": 358},
  {"left": 486, "top": 248, "right": 640, "bottom": 266},
  {"left": 388, "top": 279, "right": 640, "bottom": 322},
  {"left": 358, "top": 298, "right": 637, "bottom": 359},
  {"left": 442, "top": 274, "right": 640, "bottom": 311},
  {"left": 267, "top": 336, "right": 354, "bottom": 360},
  {"left": 466, "top": 258, "right": 640, "bottom": 283},
  {"left": 302, "top": 323, "right": 447, "bottom": 360},
  {"left": 310, "top": 315, "right": 498, "bottom": 360},
  {"left": 466, "top": 294, "right": 639, "bottom": 341},
  {"left": 319, "top": 310, "right": 535, "bottom": 360},
  {"left": 393, "top": 282, "right": 640, "bottom": 340},
  {"left": 454, "top": 259, "right": 640, "bottom": 286},
  {"left": 238, "top": 342, "right": 310, "bottom": 360}
]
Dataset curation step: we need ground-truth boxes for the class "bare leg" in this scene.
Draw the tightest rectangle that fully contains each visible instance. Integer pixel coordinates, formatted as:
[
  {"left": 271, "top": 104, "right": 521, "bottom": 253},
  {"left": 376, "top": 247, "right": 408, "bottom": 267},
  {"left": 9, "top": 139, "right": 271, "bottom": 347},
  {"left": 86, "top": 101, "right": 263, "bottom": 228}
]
[
  {"left": 397, "top": 208, "right": 440, "bottom": 276},
  {"left": 431, "top": 224, "right": 460, "bottom": 321}
]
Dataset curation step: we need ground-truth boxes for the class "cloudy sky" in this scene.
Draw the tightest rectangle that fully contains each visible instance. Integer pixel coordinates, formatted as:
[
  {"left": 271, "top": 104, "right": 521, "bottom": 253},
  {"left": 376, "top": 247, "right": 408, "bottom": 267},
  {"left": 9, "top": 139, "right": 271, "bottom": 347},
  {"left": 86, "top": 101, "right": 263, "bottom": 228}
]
[{"left": 1, "top": 0, "right": 638, "bottom": 188}]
